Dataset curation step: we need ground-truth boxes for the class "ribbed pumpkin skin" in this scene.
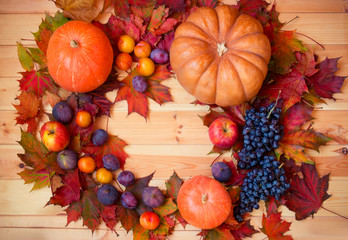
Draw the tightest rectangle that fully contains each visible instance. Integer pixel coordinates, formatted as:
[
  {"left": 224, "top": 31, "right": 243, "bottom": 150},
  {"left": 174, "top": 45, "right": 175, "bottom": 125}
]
[
  {"left": 177, "top": 175, "right": 232, "bottom": 229},
  {"left": 47, "top": 21, "right": 113, "bottom": 93},
  {"left": 170, "top": 6, "right": 271, "bottom": 107}
]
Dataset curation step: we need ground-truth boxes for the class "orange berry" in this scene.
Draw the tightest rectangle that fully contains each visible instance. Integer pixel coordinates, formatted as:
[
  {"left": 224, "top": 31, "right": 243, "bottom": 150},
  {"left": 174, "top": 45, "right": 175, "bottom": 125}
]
[
  {"left": 78, "top": 156, "right": 96, "bottom": 173},
  {"left": 76, "top": 110, "right": 92, "bottom": 128},
  {"left": 116, "top": 53, "right": 133, "bottom": 71},
  {"left": 96, "top": 168, "right": 113, "bottom": 184},
  {"left": 140, "top": 211, "right": 160, "bottom": 230},
  {"left": 136, "top": 57, "right": 155, "bottom": 76},
  {"left": 117, "top": 35, "right": 135, "bottom": 53},
  {"left": 134, "top": 41, "right": 151, "bottom": 58}
]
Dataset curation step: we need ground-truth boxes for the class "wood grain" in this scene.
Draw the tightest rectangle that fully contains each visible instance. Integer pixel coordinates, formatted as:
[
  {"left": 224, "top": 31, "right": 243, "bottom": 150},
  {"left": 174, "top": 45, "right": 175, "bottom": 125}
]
[
  {"left": 0, "top": 0, "right": 347, "bottom": 239},
  {"left": 1, "top": 0, "right": 347, "bottom": 14},
  {"left": 0, "top": 178, "right": 347, "bottom": 217},
  {"left": 1, "top": 109, "right": 348, "bottom": 145}
]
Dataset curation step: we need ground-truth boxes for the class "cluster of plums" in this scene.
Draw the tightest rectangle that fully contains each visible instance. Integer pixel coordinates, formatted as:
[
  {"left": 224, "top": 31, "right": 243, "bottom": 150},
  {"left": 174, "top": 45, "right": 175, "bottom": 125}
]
[
  {"left": 44, "top": 100, "right": 164, "bottom": 230},
  {"left": 115, "top": 34, "right": 169, "bottom": 93}
]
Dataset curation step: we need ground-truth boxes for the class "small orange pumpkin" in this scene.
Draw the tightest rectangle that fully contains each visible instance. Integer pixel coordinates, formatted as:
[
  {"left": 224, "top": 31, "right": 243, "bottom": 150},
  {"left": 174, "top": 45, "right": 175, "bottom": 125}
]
[
  {"left": 47, "top": 21, "right": 113, "bottom": 93},
  {"left": 170, "top": 6, "right": 271, "bottom": 107},
  {"left": 177, "top": 175, "right": 232, "bottom": 229}
]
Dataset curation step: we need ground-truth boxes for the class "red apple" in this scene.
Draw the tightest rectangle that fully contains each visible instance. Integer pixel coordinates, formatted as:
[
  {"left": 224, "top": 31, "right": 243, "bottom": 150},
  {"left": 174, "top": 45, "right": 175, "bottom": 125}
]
[
  {"left": 208, "top": 118, "right": 239, "bottom": 148},
  {"left": 40, "top": 121, "right": 70, "bottom": 152}
]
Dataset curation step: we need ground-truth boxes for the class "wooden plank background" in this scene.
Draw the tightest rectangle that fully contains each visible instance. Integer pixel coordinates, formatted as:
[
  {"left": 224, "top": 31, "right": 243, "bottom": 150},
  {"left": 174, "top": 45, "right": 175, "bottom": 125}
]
[{"left": 0, "top": 0, "right": 347, "bottom": 239}]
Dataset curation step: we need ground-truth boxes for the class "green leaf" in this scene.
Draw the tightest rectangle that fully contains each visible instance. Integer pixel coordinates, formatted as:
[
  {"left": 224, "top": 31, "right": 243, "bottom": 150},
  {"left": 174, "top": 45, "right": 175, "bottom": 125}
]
[
  {"left": 17, "top": 168, "right": 54, "bottom": 191},
  {"left": 17, "top": 42, "right": 34, "bottom": 71},
  {"left": 154, "top": 198, "right": 177, "bottom": 217},
  {"left": 165, "top": 171, "right": 183, "bottom": 199},
  {"left": 151, "top": 215, "right": 172, "bottom": 237},
  {"left": 117, "top": 206, "right": 139, "bottom": 232},
  {"left": 147, "top": 5, "right": 167, "bottom": 32},
  {"left": 281, "top": 129, "right": 332, "bottom": 152},
  {"left": 133, "top": 222, "right": 149, "bottom": 240},
  {"left": 270, "top": 30, "right": 308, "bottom": 74},
  {"left": 80, "top": 189, "right": 101, "bottom": 232},
  {"left": 18, "top": 129, "right": 62, "bottom": 173},
  {"left": 32, "top": 11, "right": 68, "bottom": 53},
  {"left": 277, "top": 144, "right": 314, "bottom": 164},
  {"left": 27, "top": 47, "right": 46, "bottom": 66},
  {"left": 204, "top": 227, "right": 234, "bottom": 240}
]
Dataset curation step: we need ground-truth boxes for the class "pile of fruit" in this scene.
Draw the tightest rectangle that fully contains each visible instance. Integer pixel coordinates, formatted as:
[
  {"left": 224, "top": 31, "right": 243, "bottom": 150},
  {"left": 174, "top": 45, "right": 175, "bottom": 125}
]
[
  {"left": 207, "top": 103, "right": 290, "bottom": 222},
  {"left": 14, "top": 0, "right": 346, "bottom": 239},
  {"left": 115, "top": 34, "right": 169, "bottom": 93},
  {"left": 41, "top": 99, "right": 166, "bottom": 231}
]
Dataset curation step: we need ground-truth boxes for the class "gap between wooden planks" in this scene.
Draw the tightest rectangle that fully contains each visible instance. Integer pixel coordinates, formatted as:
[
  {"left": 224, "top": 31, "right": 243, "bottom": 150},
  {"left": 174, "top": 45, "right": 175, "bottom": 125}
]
[
  {"left": 0, "top": 144, "right": 347, "bottom": 179},
  {"left": 0, "top": 215, "right": 347, "bottom": 240},
  {"left": 0, "top": 0, "right": 346, "bottom": 14},
  {"left": 1, "top": 110, "right": 347, "bottom": 145},
  {"left": 1, "top": 13, "right": 347, "bottom": 46}
]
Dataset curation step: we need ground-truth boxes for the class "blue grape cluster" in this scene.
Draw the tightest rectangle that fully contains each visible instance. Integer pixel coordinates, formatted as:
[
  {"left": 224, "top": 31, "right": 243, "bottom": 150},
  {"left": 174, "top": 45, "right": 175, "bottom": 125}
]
[
  {"left": 234, "top": 155, "right": 290, "bottom": 222},
  {"left": 238, "top": 103, "right": 284, "bottom": 169}
]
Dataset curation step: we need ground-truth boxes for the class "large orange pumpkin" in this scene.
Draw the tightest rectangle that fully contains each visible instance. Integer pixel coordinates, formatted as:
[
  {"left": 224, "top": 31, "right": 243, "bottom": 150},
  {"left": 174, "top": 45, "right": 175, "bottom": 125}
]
[
  {"left": 47, "top": 21, "right": 113, "bottom": 93},
  {"left": 170, "top": 6, "right": 271, "bottom": 107},
  {"left": 177, "top": 175, "right": 232, "bottom": 229}
]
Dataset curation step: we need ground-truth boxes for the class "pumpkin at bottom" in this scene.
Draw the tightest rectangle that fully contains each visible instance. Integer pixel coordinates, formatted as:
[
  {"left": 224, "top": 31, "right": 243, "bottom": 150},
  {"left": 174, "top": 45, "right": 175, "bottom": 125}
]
[{"left": 177, "top": 175, "right": 232, "bottom": 229}]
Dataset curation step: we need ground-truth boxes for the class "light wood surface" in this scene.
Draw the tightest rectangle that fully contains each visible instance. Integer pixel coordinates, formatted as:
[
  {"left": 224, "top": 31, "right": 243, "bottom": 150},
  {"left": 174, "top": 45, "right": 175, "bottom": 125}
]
[{"left": 0, "top": 0, "right": 347, "bottom": 239}]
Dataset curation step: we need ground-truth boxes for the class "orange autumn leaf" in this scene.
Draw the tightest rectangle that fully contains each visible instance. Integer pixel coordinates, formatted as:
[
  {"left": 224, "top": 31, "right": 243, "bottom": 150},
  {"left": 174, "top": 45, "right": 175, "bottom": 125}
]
[
  {"left": 13, "top": 91, "right": 41, "bottom": 133},
  {"left": 261, "top": 212, "right": 293, "bottom": 240}
]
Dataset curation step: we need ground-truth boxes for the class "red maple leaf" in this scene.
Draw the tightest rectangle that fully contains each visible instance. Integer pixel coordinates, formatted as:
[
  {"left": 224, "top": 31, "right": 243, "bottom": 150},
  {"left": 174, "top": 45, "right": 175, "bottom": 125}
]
[
  {"left": 285, "top": 163, "right": 331, "bottom": 220},
  {"left": 258, "top": 3, "right": 307, "bottom": 74},
  {"left": 83, "top": 134, "right": 129, "bottom": 169},
  {"left": 61, "top": 173, "right": 117, "bottom": 232},
  {"left": 115, "top": 66, "right": 172, "bottom": 119},
  {"left": 157, "top": 0, "right": 186, "bottom": 12},
  {"left": 224, "top": 160, "right": 246, "bottom": 186},
  {"left": 260, "top": 212, "right": 293, "bottom": 240},
  {"left": 101, "top": 205, "right": 118, "bottom": 231},
  {"left": 277, "top": 101, "right": 331, "bottom": 163},
  {"left": 259, "top": 51, "right": 319, "bottom": 111},
  {"left": 266, "top": 196, "right": 286, "bottom": 215},
  {"left": 230, "top": 219, "right": 259, "bottom": 240},
  {"left": 280, "top": 101, "right": 314, "bottom": 132},
  {"left": 199, "top": 227, "right": 234, "bottom": 240},
  {"left": 146, "top": 65, "right": 173, "bottom": 105},
  {"left": 270, "top": 31, "right": 308, "bottom": 74},
  {"left": 165, "top": 171, "right": 183, "bottom": 199},
  {"left": 114, "top": 69, "right": 149, "bottom": 118},
  {"left": 48, "top": 169, "right": 81, "bottom": 207},
  {"left": 117, "top": 206, "right": 139, "bottom": 232},
  {"left": 307, "top": 57, "right": 346, "bottom": 99},
  {"left": 238, "top": 0, "right": 269, "bottom": 18},
  {"left": 18, "top": 70, "right": 57, "bottom": 97}
]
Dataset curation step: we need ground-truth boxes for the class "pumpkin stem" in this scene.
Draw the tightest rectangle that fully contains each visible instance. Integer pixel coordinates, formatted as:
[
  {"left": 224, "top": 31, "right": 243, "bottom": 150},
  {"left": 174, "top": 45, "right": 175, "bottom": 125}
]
[
  {"left": 70, "top": 40, "right": 79, "bottom": 48},
  {"left": 202, "top": 193, "right": 208, "bottom": 204},
  {"left": 217, "top": 42, "right": 228, "bottom": 56}
]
